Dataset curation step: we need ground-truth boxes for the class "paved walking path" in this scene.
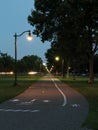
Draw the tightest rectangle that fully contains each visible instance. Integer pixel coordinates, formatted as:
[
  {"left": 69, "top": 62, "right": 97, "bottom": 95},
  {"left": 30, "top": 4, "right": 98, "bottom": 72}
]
[{"left": 0, "top": 74, "right": 92, "bottom": 130}]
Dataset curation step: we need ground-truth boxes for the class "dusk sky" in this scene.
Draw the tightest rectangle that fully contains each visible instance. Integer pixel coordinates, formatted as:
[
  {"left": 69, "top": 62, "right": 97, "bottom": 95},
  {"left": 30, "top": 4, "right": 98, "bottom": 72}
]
[{"left": 0, "top": 0, "right": 51, "bottom": 62}]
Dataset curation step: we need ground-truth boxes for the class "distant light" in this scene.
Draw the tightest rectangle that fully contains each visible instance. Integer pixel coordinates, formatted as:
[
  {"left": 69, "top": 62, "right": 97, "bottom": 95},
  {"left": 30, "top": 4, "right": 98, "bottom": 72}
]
[
  {"left": 10, "top": 71, "right": 14, "bottom": 74},
  {"left": 68, "top": 66, "right": 71, "bottom": 70},
  {"left": 50, "top": 65, "right": 54, "bottom": 72},
  {"left": 0, "top": 71, "right": 14, "bottom": 75},
  {"left": 43, "top": 63, "right": 46, "bottom": 66},
  {"left": 28, "top": 71, "right": 37, "bottom": 75},
  {"left": 55, "top": 56, "right": 60, "bottom": 61}
]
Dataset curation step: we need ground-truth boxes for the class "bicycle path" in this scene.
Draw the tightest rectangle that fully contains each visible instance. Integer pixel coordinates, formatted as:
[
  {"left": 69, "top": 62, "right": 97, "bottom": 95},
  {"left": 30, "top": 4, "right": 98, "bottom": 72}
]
[{"left": 0, "top": 74, "right": 92, "bottom": 130}]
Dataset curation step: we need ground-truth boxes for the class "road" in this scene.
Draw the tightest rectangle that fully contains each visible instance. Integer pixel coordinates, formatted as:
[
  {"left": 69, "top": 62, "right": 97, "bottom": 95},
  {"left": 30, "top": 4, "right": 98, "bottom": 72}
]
[{"left": 0, "top": 74, "right": 91, "bottom": 130}]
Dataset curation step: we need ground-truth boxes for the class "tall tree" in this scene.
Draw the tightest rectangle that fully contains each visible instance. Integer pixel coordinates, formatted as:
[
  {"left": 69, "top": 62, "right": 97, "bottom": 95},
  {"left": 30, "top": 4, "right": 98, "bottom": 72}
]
[
  {"left": 76, "top": 0, "right": 98, "bottom": 83},
  {"left": 0, "top": 52, "right": 14, "bottom": 72},
  {"left": 17, "top": 55, "right": 43, "bottom": 72},
  {"left": 28, "top": 0, "right": 98, "bottom": 83}
]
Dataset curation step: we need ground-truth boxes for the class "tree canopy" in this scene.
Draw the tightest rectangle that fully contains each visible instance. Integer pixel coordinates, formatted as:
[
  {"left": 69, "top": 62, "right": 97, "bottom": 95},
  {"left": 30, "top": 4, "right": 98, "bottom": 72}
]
[
  {"left": 28, "top": 0, "right": 98, "bottom": 83},
  {"left": 0, "top": 52, "right": 14, "bottom": 72},
  {"left": 0, "top": 51, "right": 43, "bottom": 73},
  {"left": 18, "top": 55, "right": 43, "bottom": 72}
]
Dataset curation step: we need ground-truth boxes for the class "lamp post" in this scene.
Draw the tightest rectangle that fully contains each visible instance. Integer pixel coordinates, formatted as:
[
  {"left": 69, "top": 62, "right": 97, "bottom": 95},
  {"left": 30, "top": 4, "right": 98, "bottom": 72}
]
[
  {"left": 62, "top": 59, "right": 64, "bottom": 78},
  {"left": 13, "top": 30, "right": 32, "bottom": 86},
  {"left": 55, "top": 56, "right": 64, "bottom": 78}
]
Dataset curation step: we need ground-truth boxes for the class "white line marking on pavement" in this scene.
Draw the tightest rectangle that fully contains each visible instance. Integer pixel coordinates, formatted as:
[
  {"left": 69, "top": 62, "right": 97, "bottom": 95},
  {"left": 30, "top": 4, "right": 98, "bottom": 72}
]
[
  {"left": 43, "top": 100, "right": 51, "bottom": 103},
  {"left": 71, "top": 104, "right": 80, "bottom": 108},
  {"left": 51, "top": 78, "right": 67, "bottom": 107},
  {"left": 10, "top": 99, "right": 19, "bottom": 102},
  {"left": 0, "top": 109, "right": 40, "bottom": 113},
  {"left": 19, "top": 99, "right": 37, "bottom": 105},
  {"left": 31, "top": 99, "right": 37, "bottom": 102}
]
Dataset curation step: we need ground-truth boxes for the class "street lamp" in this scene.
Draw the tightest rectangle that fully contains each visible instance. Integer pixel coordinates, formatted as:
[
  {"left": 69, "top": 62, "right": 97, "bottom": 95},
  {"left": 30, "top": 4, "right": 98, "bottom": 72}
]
[
  {"left": 13, "top": 30, "right": 32, "bottom": 86},
  {"left": 55, "top": 56, "right": 64, "bottom": 78},
  {"left": 55, "top": 56, "right": 60, "bottom": 61}
]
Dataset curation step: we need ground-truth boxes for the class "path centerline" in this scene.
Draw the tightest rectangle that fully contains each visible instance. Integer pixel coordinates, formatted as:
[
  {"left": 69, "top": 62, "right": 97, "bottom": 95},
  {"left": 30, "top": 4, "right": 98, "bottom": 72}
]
[{"left": 51, "top": 77, "right": 67, "bottom": 107}]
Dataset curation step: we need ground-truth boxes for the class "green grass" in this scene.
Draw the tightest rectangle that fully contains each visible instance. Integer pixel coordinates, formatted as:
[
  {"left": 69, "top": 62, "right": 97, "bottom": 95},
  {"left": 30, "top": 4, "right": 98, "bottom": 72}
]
[
  {"left": 59, "top": 76, "right": 98, "bottom": 130},
  {"left": 0, "top": 74, "right": 41, "bottom": 103}
]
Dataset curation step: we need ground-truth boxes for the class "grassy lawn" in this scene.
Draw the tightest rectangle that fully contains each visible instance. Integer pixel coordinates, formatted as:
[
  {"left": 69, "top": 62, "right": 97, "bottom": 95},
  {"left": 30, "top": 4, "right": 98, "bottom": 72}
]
[
  {"left": 0, "top": 74, "right": 41, "bottom": 103},
  {"left": 59, "top": 76, "right": 98, "bottom": 130}
]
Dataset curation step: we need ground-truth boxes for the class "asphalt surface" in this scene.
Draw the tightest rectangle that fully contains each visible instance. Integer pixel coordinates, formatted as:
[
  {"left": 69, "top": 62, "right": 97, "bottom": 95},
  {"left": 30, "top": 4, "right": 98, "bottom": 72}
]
[{"left": 0, "top": 74, "right": 92, "bottom": 130}]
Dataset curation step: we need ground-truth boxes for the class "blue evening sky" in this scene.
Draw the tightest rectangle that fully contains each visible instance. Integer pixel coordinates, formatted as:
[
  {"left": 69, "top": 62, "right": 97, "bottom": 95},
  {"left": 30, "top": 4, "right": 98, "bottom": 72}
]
[{"left": 0, "top": 0, "right": 51, "bottom": 62}]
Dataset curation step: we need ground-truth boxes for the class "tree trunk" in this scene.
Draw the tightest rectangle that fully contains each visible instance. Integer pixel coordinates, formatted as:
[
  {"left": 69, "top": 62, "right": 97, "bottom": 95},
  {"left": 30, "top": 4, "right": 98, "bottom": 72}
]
[
  {"left": 88, "top": 54, "right": 94, "bottom": 83},
  {"left": 62, "top": 59, "right": 64, "bottom": 78},
  {"left": 66, "top": 61, "right": 70, "bottom": 78},
  {"left": 66, "top": 68, "right": 69, "bottom": 78}
]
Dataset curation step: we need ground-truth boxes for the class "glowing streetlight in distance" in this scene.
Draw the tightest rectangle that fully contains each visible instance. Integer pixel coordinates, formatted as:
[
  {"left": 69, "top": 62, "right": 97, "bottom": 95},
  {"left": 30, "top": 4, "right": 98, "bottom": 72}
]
[
  {"left": 55, "top": 56, "right": 60, "bottom": 61},
  {"left": 43, "top": 63, "right": 46, "bottom": 66}
]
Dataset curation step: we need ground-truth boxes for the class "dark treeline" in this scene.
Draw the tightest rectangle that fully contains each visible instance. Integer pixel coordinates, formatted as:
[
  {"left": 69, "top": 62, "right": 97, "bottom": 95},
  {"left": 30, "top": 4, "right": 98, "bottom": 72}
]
[{"left": 0, "top": 52, "right": 43, "bottom": 73}]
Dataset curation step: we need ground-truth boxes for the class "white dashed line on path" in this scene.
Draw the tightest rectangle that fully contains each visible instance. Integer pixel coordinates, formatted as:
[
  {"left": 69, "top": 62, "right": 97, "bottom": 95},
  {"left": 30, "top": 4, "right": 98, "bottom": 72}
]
[
  {"left": 10, "top": 99, "right": 19, "bottom": 102},
  {"left": 0, "top": 109, "right": 40, "bottom": 113}
]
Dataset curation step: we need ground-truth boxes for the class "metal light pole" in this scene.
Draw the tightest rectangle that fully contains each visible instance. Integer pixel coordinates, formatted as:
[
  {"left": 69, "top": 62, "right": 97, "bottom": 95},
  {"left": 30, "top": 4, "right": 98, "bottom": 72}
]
[
  {"left": 55, "top": 56, "right": 64, "bottom": 78},
  {"left": 13, "top": 30, "right": 32, "bottom": 86},
  {"left": 62, "top": 59, "right": 64, "bottom": 78}
]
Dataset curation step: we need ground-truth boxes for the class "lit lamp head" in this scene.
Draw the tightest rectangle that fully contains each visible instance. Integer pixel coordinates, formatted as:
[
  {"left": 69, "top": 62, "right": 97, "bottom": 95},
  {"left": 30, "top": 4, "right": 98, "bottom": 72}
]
[
  {"left": 55, "top": 56, "right": 60, "bottom": 61},
  {"left": 26, "top": 31, "right": 32, "bottom": 41}
]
